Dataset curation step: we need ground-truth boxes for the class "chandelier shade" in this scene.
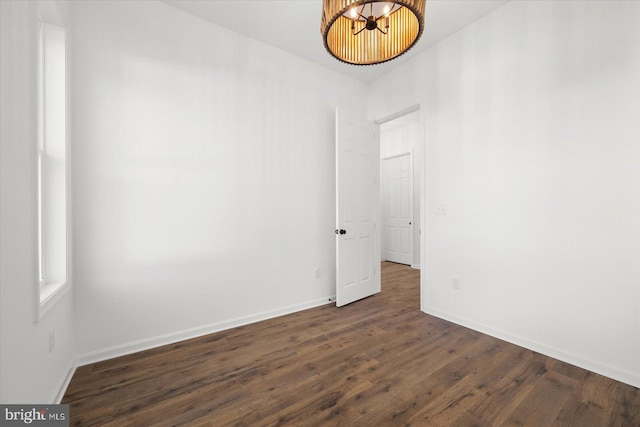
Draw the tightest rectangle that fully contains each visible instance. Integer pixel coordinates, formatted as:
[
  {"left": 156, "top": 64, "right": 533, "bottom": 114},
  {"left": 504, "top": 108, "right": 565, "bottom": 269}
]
[{"left": 321, "top": 0, "right": 426, "bottom": 65}]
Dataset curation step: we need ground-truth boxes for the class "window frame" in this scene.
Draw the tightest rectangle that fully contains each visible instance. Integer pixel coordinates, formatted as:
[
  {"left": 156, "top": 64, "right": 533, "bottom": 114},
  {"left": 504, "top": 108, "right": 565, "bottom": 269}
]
[{"left": 35, "top": 21, "right": 70, "bottom": 322}]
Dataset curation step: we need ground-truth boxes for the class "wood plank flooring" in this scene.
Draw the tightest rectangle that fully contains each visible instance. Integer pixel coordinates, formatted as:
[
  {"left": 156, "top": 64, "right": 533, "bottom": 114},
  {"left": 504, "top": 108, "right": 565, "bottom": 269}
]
[{"left": 63, "top": 262, "right": 640, "bottom": 426}]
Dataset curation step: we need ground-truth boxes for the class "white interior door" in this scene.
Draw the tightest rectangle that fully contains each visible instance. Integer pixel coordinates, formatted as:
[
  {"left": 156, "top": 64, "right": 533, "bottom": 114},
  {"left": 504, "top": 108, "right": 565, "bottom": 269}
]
[
  {"left": 335, "top": 108, "right": 380, "bottom": 307},
  {"left": 382, "top": 153, "right": 413, "bottom": 265}
]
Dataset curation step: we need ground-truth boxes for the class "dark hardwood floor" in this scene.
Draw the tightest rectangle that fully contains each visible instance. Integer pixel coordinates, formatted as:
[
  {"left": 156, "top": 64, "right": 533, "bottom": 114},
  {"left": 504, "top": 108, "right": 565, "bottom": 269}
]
[{"left": 63, "top": 262, "right": 640, "bottom": 426}]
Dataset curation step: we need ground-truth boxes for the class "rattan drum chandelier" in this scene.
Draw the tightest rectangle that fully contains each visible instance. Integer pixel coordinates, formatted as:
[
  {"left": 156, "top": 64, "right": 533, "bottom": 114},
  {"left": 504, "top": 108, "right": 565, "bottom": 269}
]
[{"left": 321, "top": 0, "right": 426, "bottom": 65}]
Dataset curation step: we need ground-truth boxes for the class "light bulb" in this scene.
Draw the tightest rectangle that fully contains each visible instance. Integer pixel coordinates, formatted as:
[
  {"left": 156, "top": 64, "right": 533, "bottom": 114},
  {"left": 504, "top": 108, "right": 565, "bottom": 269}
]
[
  {"left": 350, "top": 8, "right": 357, "bottom": 19},
  {"left": 383, "top": 5, "right": 390, "bottom": 15}
]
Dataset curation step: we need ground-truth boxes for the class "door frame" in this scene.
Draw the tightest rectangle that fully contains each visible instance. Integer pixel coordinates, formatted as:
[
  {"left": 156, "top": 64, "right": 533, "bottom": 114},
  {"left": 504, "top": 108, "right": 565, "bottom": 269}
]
[
  {"left": 374, "top": 104, "right": 424, "bottom": 310},
  {"left": 381, "top": 151, "right": 414, "bottom": 266}
]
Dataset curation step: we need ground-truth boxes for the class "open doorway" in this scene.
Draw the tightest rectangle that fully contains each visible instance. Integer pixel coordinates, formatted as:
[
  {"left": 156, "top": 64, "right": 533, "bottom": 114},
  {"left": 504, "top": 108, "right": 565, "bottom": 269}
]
[
  {"left": 334, "top": 106, "right": 422, "bottom": 308},
  {"left": 379, "top": 109, "right": 421, "bottom": 270}
]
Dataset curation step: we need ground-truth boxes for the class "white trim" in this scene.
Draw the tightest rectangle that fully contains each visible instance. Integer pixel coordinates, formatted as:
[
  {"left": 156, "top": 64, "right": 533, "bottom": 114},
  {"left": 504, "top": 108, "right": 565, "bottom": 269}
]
[
  {"left": 423, "top": 305, "right": 640, "bottom": 389},
  {"left": 76, "top": 296, "right": 335, "bottom": 367},
  {"left": 374, "top": 104, "right": 420, "bottom": 125},
  {"left": 64, "top": 6, "right": 73, "bottom": 329},
  {"left": 51, "top": 360, "right": 76, "bottom": 404},
  {"left": 38, "top": 281, "right": 71, "bottom": 320},
  {"left": 419, "top": 106, "right": 426, "bottom": 314},
  {"left": 34, "top": 21, "right": 45, "bottom": 324},
  {"left": 411, "top": 264, "right": 420, "bottom": 270}
]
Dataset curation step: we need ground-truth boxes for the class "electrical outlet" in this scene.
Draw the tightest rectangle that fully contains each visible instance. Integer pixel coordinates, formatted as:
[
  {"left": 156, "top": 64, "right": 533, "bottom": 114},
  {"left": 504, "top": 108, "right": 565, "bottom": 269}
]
[
  {"left": 452, "top": 279, "right": 460, "bottom": 290},
  {"left": 436, "top": 204, "right": 447, "bottom": 215},
  {"left": 315, "top": 268, "right": 321, "bottom": 278},
  {"left": 49, "top": 329, "right": 55, "bottom": 353}
]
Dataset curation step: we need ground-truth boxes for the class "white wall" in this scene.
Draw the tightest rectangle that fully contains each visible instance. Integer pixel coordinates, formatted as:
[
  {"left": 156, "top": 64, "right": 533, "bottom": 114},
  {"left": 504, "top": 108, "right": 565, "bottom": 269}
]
[
  {"left": 380, "top": 112, "right": 422, "bottom": 268},
  {"left": 0, "top": 0, "right": 74, "bottom": 403},
  {"left": 69, "top": 0, "right": 368, "bottom": 360},
  {"left": 369, "top": 0, "right": 640, "bottom": 387}
]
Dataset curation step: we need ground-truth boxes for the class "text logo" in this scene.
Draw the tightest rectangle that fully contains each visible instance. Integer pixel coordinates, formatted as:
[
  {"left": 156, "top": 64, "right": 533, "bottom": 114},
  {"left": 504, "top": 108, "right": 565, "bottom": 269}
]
[{"left": 1, "top": 405, "right": 68, "bottom": 426}]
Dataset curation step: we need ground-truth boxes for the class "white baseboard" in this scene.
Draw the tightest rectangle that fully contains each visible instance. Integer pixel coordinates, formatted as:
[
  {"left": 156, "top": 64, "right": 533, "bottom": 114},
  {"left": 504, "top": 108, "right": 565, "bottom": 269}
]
[
  {"left": 411, "top": 264, "right": 420, "bottom": 270},
  {"left": 423, "top": 305, "right": 640, "bottom": 389},
  {"left": 75, "top": 296, "right": 335, "bottom": 367},
  {"left": 51, "top": 360, "right": 76, "bottom": 404}
]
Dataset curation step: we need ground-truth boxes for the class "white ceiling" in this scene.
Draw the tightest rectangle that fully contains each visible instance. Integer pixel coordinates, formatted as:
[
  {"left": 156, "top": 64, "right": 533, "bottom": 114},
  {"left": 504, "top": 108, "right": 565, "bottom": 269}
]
[{"left": 162, "top": 0, "right": 511, "bottom": 83}]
